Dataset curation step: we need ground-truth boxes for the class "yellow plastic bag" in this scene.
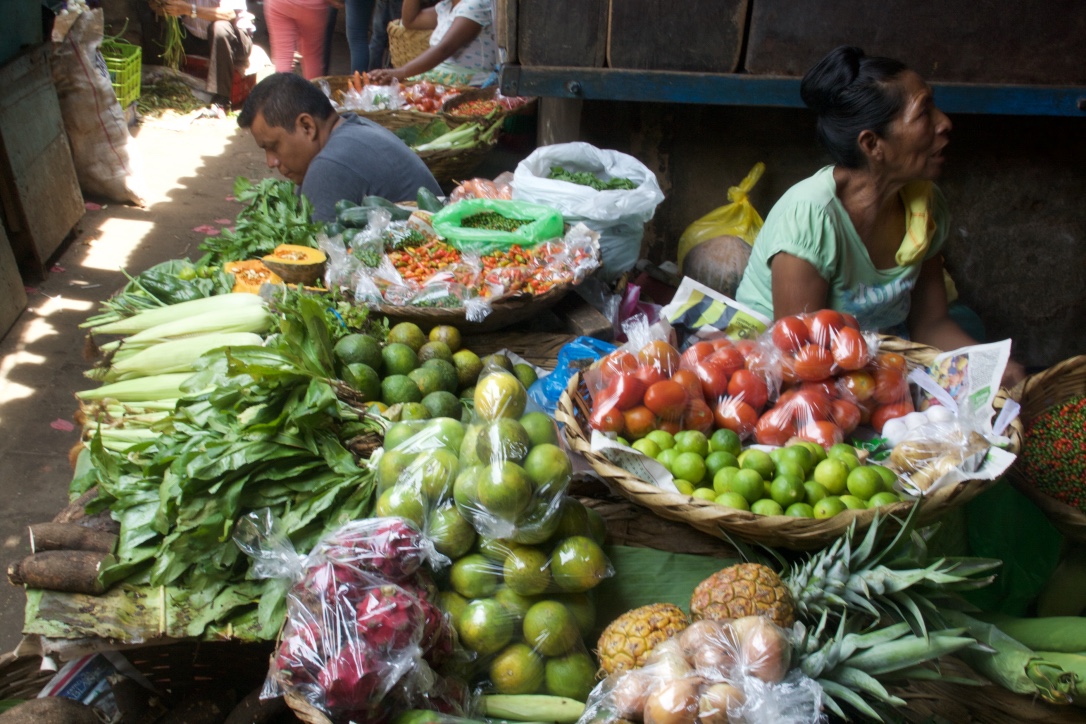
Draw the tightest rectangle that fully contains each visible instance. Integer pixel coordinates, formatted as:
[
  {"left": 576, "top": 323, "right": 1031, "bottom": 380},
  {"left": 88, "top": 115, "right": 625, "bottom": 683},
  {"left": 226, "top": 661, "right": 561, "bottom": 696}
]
[{"left": 677, "top": 162, "right": 766, "bottom": 271}]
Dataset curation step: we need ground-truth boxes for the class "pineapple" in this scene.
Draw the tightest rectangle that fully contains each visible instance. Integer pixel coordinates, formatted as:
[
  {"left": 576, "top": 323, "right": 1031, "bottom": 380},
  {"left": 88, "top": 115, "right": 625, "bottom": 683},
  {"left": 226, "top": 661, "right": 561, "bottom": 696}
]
[
  {"left": 690, "top": 563, "right": 796, "bottom": 629},
  {"left": 596, "top": 603, "right": 689, "bottom": 676},
  {"left": 691, "top": 512, "right": 999, "bottom": 635}
]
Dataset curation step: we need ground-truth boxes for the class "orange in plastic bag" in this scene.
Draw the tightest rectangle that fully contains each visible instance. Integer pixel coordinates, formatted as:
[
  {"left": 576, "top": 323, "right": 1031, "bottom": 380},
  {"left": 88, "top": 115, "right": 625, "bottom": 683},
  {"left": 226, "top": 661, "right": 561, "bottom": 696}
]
[{"left": 676, "top": 164, "right": 767, "bottom": 296}]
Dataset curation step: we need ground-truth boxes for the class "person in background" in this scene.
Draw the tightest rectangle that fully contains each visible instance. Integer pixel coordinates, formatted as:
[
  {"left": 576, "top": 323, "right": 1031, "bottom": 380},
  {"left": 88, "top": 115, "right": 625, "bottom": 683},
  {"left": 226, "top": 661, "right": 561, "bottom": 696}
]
[
  {"left": 155, "top": 0, "right": 254, "bottom": 107},
  {"left": 367, "top": 0, "right": 497, "bottom": 87},
  {"left": 367, "top": 0, "right": 401, "bottom": 70},
  {"left": 264, "top": 0, "right": 330, "bottom": 79},
  {"left": 237, "top": 73, "right": 441, "bottom": 222},
  {"left": 734, "top": 45, "right": 1025, "bottom": 387}
]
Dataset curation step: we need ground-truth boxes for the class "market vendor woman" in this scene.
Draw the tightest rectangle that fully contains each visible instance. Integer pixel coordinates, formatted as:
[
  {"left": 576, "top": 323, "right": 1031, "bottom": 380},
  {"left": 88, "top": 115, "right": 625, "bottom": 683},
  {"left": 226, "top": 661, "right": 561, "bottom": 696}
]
[{"left": 735, "top": 46, "right": 1025, "bottom": 386}]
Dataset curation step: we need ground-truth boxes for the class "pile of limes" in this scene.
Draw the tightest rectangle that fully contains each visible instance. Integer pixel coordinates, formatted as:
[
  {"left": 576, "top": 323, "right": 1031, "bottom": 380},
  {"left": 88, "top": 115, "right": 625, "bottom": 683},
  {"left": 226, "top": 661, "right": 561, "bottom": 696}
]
[{"left": 632, "top": 428, "right": 903, "bottom": 518}]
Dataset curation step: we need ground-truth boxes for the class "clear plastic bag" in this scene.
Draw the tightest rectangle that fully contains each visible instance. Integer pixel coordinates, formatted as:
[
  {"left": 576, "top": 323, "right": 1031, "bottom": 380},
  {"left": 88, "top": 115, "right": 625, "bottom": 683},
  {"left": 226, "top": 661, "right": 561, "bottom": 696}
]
[
  {"left": 583, "top": 616, "right": 820, "bottom": 724},
  {"left": 234, "top": 511, "right": 460, "bottom": 721},
  {"left": 449, "top": 174, "right": 515, "bottom": 202},
  {"left": 887, "top": 406, "right": 991, "bottom": 496},
  {"left": 359, "top": 81, "right": 405, "bottom": 111}
]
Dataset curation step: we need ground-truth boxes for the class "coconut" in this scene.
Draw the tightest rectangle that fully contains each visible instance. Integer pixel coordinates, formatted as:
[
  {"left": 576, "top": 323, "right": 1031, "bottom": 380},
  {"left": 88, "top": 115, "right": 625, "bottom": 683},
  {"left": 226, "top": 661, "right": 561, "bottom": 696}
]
[{"left": 680, "top": 235, "right": 752, "bottom": 299}]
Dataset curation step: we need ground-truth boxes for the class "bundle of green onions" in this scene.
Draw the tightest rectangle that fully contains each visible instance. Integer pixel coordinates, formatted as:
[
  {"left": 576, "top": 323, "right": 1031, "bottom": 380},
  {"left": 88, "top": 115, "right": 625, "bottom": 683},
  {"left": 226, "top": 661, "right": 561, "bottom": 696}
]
[{"left": 411, "top": 117, "right": 504, "bottom": 154}]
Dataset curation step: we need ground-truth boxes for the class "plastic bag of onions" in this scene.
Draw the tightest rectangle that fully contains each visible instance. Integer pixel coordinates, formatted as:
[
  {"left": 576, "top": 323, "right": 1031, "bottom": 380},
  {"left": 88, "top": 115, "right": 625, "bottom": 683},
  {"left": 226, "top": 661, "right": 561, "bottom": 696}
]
[{"left": 579, "top": 616, "right": 822, "bottom": 724}]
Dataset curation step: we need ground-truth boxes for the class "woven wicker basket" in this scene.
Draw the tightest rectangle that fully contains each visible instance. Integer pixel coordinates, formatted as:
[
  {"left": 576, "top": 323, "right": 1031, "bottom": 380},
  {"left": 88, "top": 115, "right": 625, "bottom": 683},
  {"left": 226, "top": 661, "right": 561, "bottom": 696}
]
[
  {"left": 313, "top": 75, "right": 446, "bottom": 131},
  {"left": 374, "top": 279, "right": 571, "bottom": 333},
  {"left": 557, "top": 332, "right": 1005, "bottom": 551},
  {"left": 995, "top": 354, "right": 1086, "bottom": 542},
  {"left": 387, "top": 19, "right": 432, "bottom": 68},
  {"left": 440, "top": 86, "right": 505, "bottom": 123},
  {"left": 415, "top": 129, "right": 501, "bottom": 185}
]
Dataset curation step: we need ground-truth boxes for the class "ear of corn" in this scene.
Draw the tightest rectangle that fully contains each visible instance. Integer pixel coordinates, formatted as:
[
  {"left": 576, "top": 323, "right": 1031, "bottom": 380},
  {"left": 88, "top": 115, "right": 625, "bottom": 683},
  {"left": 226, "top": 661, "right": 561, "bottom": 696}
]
[
  {"left": 75, "top": 373, "right": 198, "bottom": 402},
  {"left": 87, "top": 333, "right": 263, "bottom": 383},
  {"left": 116, "top": 304, "right": 273, "bottom": 347},
  {"left": 84, "top": 293, "right": 264, "bottom": 334}
]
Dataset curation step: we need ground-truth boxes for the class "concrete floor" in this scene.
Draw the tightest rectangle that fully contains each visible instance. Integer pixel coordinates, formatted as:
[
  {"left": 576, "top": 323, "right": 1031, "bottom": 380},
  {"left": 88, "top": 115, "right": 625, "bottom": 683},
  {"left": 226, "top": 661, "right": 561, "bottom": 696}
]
[{"left": 0, "top": 27, "right": 531, "bottom": 653}]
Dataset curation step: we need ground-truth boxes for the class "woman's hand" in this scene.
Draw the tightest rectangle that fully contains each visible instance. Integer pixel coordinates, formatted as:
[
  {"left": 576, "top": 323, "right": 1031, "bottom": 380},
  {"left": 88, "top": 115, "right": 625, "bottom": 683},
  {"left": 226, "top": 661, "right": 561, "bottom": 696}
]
[
  {"left": 161, "top": 0, "right": 191, "bottom": 17},
  {"left": 368, "top": 68, "right": 400, "bottom": 84}
]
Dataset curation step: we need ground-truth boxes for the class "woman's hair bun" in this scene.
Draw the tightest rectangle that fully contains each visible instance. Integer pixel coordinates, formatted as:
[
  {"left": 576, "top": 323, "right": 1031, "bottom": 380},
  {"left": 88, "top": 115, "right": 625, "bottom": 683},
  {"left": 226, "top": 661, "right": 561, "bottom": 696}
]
[{"left": 800, "top": 45, "right": 866, "bottom": 114}]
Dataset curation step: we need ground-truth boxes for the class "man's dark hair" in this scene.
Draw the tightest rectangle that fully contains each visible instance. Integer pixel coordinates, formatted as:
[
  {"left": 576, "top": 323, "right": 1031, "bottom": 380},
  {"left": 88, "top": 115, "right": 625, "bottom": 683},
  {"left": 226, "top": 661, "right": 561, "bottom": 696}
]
[
  {"left": 237, "top": 72, "right": 336, "bottom": 131},
  {"left": 800, "top": 46, "right": 909, "bottom": 169}
]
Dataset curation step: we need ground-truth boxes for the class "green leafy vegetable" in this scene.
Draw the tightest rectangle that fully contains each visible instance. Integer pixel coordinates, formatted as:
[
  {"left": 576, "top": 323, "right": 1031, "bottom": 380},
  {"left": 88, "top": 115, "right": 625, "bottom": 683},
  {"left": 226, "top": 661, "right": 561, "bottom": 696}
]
[{"left": 548, "top": 164, "right": 637, "bottom": 191}]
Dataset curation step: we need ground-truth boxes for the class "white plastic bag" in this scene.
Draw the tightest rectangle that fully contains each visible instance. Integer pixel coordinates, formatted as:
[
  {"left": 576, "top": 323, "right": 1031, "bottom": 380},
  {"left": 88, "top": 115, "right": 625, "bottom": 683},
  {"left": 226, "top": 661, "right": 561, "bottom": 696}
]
[{"left": 512, "top": 142, "right": 664, "bottom": 281}]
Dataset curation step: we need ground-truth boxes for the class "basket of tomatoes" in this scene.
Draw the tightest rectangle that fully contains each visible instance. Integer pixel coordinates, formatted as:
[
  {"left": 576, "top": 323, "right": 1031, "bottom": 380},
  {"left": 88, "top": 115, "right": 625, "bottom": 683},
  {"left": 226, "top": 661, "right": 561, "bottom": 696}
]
[
  {"left": 313, "top": 75, "right": 470, "bottom": 130},
  {"left": 554, "top": 311, "right": 1003, "bottom": 550}
]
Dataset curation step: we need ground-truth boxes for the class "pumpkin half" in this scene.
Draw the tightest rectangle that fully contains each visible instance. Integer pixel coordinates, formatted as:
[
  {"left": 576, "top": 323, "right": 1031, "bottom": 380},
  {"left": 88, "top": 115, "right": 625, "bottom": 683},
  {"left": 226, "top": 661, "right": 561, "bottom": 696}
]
[
  {"left": 224, "top": 259, "right": 284, "bottom": 294},
  {"left": 262, "top": 244, "right": 327, "bottom": 285}
]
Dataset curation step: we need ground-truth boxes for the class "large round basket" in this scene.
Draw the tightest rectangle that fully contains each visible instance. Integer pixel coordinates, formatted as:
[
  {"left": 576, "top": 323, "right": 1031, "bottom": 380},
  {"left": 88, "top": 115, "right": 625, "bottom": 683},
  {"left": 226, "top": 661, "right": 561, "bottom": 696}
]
[
  {"left": 440, "top": 86, "right": 506, "bottom": 124},
  {"left": 312, "top": 75, "right": 446, "bottom": 131},
  {"left": 995, "top": 354, "right": 1086, "bottom": 542},
  {"left": 374, "top": 280, "right": 571, "bottom": 333},
  {"left": 415, "top": 130, "right": 501, "bottom": 185},
  {"left": 387, "top": 19, "right": 432, "bottom": 67},
  {"left": 557, "top": 334, "right": 1005, "bottom": 551}
]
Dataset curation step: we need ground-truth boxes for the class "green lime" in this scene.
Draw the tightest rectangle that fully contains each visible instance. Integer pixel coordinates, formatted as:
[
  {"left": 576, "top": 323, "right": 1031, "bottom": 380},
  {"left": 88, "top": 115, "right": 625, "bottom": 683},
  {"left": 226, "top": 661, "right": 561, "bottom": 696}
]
[
  {"left": 407, "top": 366, "right": 443, "bottom": 398},
  {"left": 656, "top": 448, "right": 680, "bottom": 473},
  {"left": 490, "top": 642, "right": 544, "bottom": 695},
  {"left": 839, "top": 494, "right": 868, "bottom": 510},
  {"left": 417, "top": 340, "right": 453, "bottom": 364},
  {"left": 549, "top": 498, "right": 593, "bottom": 541},
  {"left": 388, "top": 322, "right": 427, "bottom": 352},
  {"left": 523, "top": 443, "right": 572, "bottom": 498},
  {"left": 770, "top": 476, "right": 806, "bottom": 508},
  {"left": 459, "top": 424, "right": 482, "bottom": 466},
  {"left": 645, "top": 429, "right": 675, "bottom": 451},
  {"left": 785, "top": 502, "right": 816, "bottom": 518},
  {"left": 545, "top": 651, "right": 596, "bottom": 700},
  {"left": 382, "top": 342, "right": 419, "bottom": 376},
  {"left": 453, "top": 464, "right": 483, "bottom": 511},
  {"left": 705, "top": 451, "right": 739, "bottom": 479},
  {"left": 871, "top": 463, "right": 899, "bottom": 492},
  {"left": 550, "top": 536, "right": 609, "bottom": 592},
  {"left": 777, "top": 444, "right": 815, "bottom": 474},
  {"left": 421, "top": 358, "right": 459, "bottom": 393},
  {"left": 798, "top": 440, "right": 828, "bottom": 464},
  {"left": 712, "top": 466, "right": 740, "bottom": 496},
  {"left": 429, "top": 325, "right": 462, "bottom": 352},
  {"left": 437, "top": 590, "right": 468, "bottom": 623},
  {"left": 553, "top": 592, "right": 596, "bottom": 636},
  {"left": 376, "top": 484, "right": 426, "bottom": 527},
  {"left": 813, "top": 458, "right": 850, "bottom": 496},
  {"left": 837, "top": 453, "right": 861, "bottom": 472},
  {"left": 503, "top": 545, "right": 552, "bottom": 596},
  {"left": 476, "top": 535, "right": 513, "bottom": 562},
  {"left": 520, "top": 411, "right": 559, "bottom": 447},
  {"left": 334, "top": 333, "right": 382, "bottom": 370},
  {"left": 739, "top": 449, "right": 776, "bottom": 480},
  {"left": 673, "top": 430, "right": 710, "bottom": 457},
  {"left": 377, "top": 448, "right": 415, "bottom": 492},
  {"left": 804, "top": 480, "right": 830, "bottom": 506},
  {"left": 692, "top": 487, "right": 717, "bottom": 501},
  {"left": 428, "top": 503, "right": 476, "bottom": 558},
  {"left": 457, "top": 597, "right": 513, "bottom": 655},
  {"left": 813, "top": 496, "right": 847, "bottom": 519},
  {"left": 477, "top": 461, "right": 534, "bottom": 518},
  {"left": 477, "top": 418, "right": 532, "bottom": 464},
  {"left": 341, "top": 362, "right": 381, "bottom": 402},
  {"left": 382, "top": 374, "right": 423, "bottom": 406},
  {"left": 632, "top": 438, "right": 662, "bottom": 459},
  {"left": 514, "top": 363, "right": 539, "bottom": 390},
  {"left": 672, "top": 451, "right": 707, "bottom": 485},
  {"left": 751, "top": 498, "right": 785, "bottom": 516},
  {"left": 774, "top": 460, "right": 807, "bottom": 484},
  {"left": 847, "top": 466, "right": 884, "bottom": 501},
  {"left": 452, "top": 349, "right": 484, "bottom": 390},
  {"left": 449, "top": 553, "right": 501, "bottom": 599},
  {"left": 868, "top": 491, "right": 903, "bottom": 508},
  {"left": 481, "top": 353, "right": 515, "bottom": 373},
  {"left": 426, "top": 416, "right": 466, "bottom": 453},
  {"left": 494, "top": 586, "right": 537, "bottom": 623},
  {"left": 729, "top": 468, "right": 765, "bottom": 504},
  {"left": 413, "top": 447, "right": 459, "bottom": 500},
  {"left": 384, "top": 421, "right": 424, "bottom": 451},
  {"left": 475, "top": 370, "right": 528, "bottom": 421},
  {"left": 715, "top": 491, "right": 750, "bottom": 510},
  {"left": 828, "top": 443, "right": 859, "bottom": 461},
  {"left": 674, "top": 479, "right": 696, "bottom": 495},
  {"left": 709, "top": 428, "right": 742, "bottom": 457},
  {"left": 523, "top": 600, "right": 579, "bottom": 656},
  {"left": 422, "top": 390, "right": 462, "bottom": 420},
  {"left": 398, "top": 402, "right": 430, "bottom": 420}
]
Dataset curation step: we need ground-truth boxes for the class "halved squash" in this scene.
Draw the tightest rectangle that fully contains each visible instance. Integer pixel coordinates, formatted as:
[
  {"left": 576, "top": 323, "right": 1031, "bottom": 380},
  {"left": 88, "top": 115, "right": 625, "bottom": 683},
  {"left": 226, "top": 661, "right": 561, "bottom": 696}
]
[
  {"left": 223, "top": 259, "right": 284, "bottom": 294},
  {"left": 262, "top": 244, "right": 327, "bottom": 285}
]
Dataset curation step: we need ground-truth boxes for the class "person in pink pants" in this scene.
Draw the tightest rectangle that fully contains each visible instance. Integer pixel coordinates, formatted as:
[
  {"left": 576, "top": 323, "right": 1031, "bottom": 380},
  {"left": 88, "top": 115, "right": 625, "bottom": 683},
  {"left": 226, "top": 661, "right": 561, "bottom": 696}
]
[{"left": 264, "top": 0, "right": 331, "bottom": 79}]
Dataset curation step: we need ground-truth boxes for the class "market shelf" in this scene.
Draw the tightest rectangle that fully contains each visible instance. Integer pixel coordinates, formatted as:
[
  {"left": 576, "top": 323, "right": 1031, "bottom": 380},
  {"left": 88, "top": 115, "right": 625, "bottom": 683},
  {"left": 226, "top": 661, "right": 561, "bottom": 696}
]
[{"left": 499, "top": 65, "right": 1086, "bottom": 117}]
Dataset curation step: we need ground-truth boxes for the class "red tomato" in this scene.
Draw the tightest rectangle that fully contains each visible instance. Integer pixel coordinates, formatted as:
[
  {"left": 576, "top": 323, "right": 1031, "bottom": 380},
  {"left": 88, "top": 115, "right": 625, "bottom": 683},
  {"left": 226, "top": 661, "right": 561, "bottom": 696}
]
[
  {"left": 735, "top": 339, "right": 758, "bottom": 359},
  {"left": 708, "top": 337, "right": 735, "bottom": 352},
  {"left": 657, "top": 419, "right": 682, "bottom": 435},
  {"left": 599, "top": 351, "right": 638, "bottom": 383},
  {"left": 713, "top": 397, "right": 758, "bottom": 438},
  {"left": 780, "top": 356, "right": 800, "bottom": 385},
  {"left": 708, "top": 347, "right": 746, "bottom": 378},
  {"left": 791, "top": 385, "right": 833, "bottom": 423},
  {"left": 694, "top": 357, "right": 733, "bottom": 399},
  {"left": 796, "top": 420, "right": 844, "bottom": 448},
  {"left": 670, "top": 369, "right": 704, "bottom": 402},
  {"left": 771, "top": 316, "right": 810, "bottom": 354},
  {"left": 871, "top": 400, "right": 915, "bottom": 433},
  {"left": 634, "top": 364, "right": 668, "bottom": 389},
  {"left": 873, "top": 367, "right": 909, "bottom": 405},
  {"left": 681, "top": 398, "right": 715, "bottom": 435},
  {"left": 830, "top": 398, "right": 862, "bottom": 434},
  {"left": 877, "top": 351, "right": 907, "bottom": 371},
  {"left": 637, "top": 340, "right": 681, "bottom": 375},
  {"left": 857, "top": 399, "right": 876, "bottom": 426},
  {"left": 643, "top": 380, "right": 688, "bottom": 421},
  {"left": 622, "top": 405, "right": 657, "bottom": 439},
  {"left": 754, "top": 407, "right": 795, "bottom": 446},
  {"left": 806, "top": 309, "right": 846, "bottom": 348},
  {"left": 832, "top": 326, "right": 869, "bottom": 371},
  {"left": 842, "top": 312, "right": 860, "bottom": 330},
  {"left": 838, "top": 370, "right": 876, "bottom": 402},
  {"left": 679, "top": 341, "right": 717, "bottom": 371},
  {"left": 727, "top": 369, "right": 769, "bottom": 412},
  {"left": 793, "top": 344, "right": 835, "bottom": 382},
  {"left": 799, "top": 380, "right": 837, "bottom": 399},
  {"left": 590, "top": 403, "right": 624, "bottom": 433},
  {"left": 600, "top": 372, "right": 647, "bottom": 411}
]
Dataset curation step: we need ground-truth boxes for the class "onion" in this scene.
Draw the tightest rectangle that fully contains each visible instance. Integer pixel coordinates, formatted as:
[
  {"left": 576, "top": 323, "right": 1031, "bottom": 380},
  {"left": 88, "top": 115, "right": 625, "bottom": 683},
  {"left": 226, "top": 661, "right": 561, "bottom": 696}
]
[
  {"left": 610, "top": 671, "right": 654, "bottom": 720},
  {"left": 698, "top": 682, "right": 746, "bottom": 724},
  {"left": 644, "top": 638, "right": 694, "bottom": 680},
  {"left": 732, "top": 616, "right": 791, "bottom": 683},
  {"left": 679, "top": 619, "right": 725, "bottom": 659},
  {"left": 643, "top": 676, "right": 702, "bottom": 724}
]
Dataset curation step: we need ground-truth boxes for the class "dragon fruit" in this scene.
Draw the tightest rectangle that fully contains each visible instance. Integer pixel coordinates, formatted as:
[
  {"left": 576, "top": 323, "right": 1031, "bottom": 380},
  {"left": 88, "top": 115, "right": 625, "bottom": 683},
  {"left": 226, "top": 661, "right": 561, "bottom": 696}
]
[
  {"left": 355, "top": 584, "right": 425, "bottom": 651},
  {"left": 317, "top": 517, "right": 431, "bottom": 582},
  {"left": 320, "top": 643, "right": 385, "bottom": 712}
]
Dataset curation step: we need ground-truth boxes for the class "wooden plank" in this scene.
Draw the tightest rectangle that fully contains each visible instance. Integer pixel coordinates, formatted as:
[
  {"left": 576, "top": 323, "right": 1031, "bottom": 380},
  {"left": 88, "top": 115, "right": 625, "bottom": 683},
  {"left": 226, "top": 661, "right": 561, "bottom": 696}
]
[
  {"left": 0, "top": 223, "right": 28, "bottom": 341},
  {"left": 517, "top": 0, "right": 608, "bottom": 67},
  {"left": 0, "top": 45, "right": 84, "bottom": 276},
  {"left": 607, "top": 0, "right": 748, "bottom": 73},
  {"left": 494, "top": 0, "right": 517, "bottom": 65},
  {"left": 536, "top": 97, "right": 584, "bottom": 146}
]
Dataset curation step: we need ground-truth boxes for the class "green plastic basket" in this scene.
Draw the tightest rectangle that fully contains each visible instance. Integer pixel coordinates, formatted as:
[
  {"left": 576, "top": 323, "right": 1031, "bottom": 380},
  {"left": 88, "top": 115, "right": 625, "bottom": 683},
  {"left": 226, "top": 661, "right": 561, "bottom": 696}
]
[{"left": 101, "top": 39, "right": 141, "bottom": 107}]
